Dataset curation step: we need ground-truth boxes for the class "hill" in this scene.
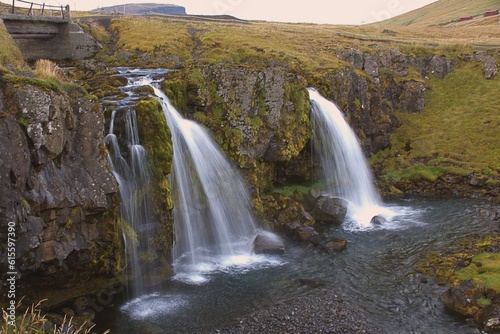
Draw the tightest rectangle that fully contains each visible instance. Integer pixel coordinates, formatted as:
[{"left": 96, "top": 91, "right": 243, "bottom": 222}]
[
  {"left": 378, "top": 0, "right": 499, "bottom": 26},
  {"left": 93, "top": 3, "right": 186, "bottom": 15}
]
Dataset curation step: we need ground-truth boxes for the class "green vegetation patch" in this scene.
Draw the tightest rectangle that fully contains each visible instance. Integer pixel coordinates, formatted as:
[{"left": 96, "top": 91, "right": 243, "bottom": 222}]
[
  {"left": 109, "top": 17, "right": 193, "bottom": 67},
  {"left": 372, "top": 61, "right": 500, "bottom": 184},
  {"left": 0, "top": 20, "right": 26, "bottom": 71},
  {"left": 456, "top": 252, "right": 500, "bottom": 292},
  {"left": 417, "top": 235, "right": 500, "bottom": 286}
]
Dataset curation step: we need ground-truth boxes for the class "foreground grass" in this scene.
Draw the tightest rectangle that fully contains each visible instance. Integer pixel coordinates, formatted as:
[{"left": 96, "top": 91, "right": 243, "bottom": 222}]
[
  {"left": 372, "top": 61, "right": 500, "bottom": 183},
  {"left": 0, "top": 299, "right": 107, "bottom": 334}
]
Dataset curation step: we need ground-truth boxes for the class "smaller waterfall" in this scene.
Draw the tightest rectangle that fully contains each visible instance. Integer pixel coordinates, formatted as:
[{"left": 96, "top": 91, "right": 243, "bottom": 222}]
[
  {"left": 308, "top": 88, "right": 393, "bottom": 228},
  {"left": 150, "top": 86, "right": 260, "bottom": 280},
  {"left": 105, "top": 69, "right": 165, "bottom": 297}
]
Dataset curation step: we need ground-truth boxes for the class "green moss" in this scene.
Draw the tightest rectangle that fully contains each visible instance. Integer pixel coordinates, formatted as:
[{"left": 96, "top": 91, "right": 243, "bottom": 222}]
[
  {"left": 273, "top": 182, "right": 324, "bottom": 196},
  {"left": 18, "top": 116, "right": 28, "bottom": 126},
  {"left": 417, "top": 235, "right": 500, "bottom": 287},
  {"left": 162, "top": 78, "right": 188, "bottom": 111},
  {"left": 134, "top": 98, "right": 174, "bottom": 248},
  {"left": 4, "top": 73, "right": 61, "bottom": 93},
  {"left": 477, "top": 297, "right": 492, "bottom": 308},
  {"left": 456, "top": 253, "right": 500, "bottom": 292},
  {"left": 0, "top": 22, "right": 26, "bottom": 71}
]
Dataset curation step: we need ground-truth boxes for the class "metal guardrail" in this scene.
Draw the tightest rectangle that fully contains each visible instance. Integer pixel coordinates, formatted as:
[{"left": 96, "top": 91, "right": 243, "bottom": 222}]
[{"left": 7, "top": 0, "right": 70, "bottom": 19}]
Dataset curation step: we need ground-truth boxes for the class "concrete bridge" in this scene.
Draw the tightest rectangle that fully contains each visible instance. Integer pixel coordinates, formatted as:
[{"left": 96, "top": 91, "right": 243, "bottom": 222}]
[{"left": 1, "top": 1, "right": 101, "bottom": 60}]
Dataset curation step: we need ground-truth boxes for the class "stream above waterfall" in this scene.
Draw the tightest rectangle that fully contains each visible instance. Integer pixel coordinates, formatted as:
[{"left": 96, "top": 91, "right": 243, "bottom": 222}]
[{"left": 95, "top": 197, "right": 495, "bottom": 334}]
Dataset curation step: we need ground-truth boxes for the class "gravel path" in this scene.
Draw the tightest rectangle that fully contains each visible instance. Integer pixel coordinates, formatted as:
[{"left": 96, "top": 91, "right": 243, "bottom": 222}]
[{"left": 202, "top": 289, "right": 386, "bottom": 334}]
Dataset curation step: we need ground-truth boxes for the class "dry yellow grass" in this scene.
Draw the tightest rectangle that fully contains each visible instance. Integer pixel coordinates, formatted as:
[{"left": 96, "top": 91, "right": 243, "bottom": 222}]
[{"left": 34, "top": 59, "right": 61, "bottom": 79}]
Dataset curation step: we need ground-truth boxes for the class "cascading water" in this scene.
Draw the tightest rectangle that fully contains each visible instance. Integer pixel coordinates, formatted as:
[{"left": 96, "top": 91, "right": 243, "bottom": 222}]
[
  {"left": 150, "top": 85, "right": 261, "bottom": 282},
  {"left": 308, "top": 88, "right": 393, "bottom": 228},
  {"left": 105, "top": 69, "right": 165, "bottom": 296}
]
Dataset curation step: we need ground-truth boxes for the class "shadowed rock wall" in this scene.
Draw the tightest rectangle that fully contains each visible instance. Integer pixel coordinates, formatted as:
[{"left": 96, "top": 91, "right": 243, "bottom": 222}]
[{"left": 0, "top": 79, "right": 118, "bottom": 278}]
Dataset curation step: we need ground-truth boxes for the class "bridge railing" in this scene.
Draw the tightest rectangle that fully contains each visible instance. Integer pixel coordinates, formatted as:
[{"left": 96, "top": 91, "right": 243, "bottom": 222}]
[{"left": 3, "top": 0, "right": 70, "bottom": 19}]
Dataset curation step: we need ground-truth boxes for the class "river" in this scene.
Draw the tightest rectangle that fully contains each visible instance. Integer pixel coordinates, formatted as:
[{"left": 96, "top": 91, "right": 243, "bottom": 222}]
[{"left": 95, "top": 197, "right": 495, "bottom": 333}]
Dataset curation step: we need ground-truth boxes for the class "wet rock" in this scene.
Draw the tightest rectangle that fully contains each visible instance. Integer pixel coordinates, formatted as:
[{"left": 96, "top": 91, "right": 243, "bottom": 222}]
[
  {"left": 325, "top": 238, "right": 348, "bottom": 251},
  {"left": 370, "top": 215, "right": 387, "bottom": 225},
  {"left": 442, "top": 281, "right": 474, "bottom": 316},
  {"left": 312, "top": 195, "right": 348, "bottom": 225},
  {"left": 295, "top": 226, "right": 319, "bottom": 241},
  {"left": 297, "top": 278, "right": 327, "bottom": 288},
  {"left": 252, "top": 230, "right": 285, "bottom": 255}
]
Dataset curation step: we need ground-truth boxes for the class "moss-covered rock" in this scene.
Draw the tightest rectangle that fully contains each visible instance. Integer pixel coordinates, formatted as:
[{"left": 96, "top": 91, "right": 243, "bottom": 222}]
[{"left": 135, "top": 98, "right": 174, "bottom": 251}]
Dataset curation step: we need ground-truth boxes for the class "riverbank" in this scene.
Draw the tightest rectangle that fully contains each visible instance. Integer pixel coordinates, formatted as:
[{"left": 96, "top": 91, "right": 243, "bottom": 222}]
[{"left": 203, "top": 289, "right": 386, "bottom": 334}]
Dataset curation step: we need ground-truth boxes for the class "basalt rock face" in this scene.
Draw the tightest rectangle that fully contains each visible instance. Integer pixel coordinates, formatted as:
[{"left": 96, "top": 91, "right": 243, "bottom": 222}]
[
  {"left": 167, "top": 63, "right": 312, "bottom": 197},
  {"left": 329, "top": 48, "right": 459, "bottom": 155},
  {"left": 0, "top": 80, "right": 119, "bottom": 279},
  {"left": 171, "top": 49, "right": 456, "bottom": 194}
]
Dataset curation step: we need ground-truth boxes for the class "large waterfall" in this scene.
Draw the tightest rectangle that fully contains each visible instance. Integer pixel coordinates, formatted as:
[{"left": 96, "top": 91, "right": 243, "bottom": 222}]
[
  {"left": 308, "top": 88, "right": 392, "bottom": 228},
  {"left": 150, "top": 86, "right": 260, "bottom": 281}
]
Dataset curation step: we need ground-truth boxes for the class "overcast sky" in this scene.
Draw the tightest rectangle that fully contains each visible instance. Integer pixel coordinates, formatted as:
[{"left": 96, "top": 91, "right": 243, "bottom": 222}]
[{"left": 65, "top": 0, "right": 437, "bottom": 25}]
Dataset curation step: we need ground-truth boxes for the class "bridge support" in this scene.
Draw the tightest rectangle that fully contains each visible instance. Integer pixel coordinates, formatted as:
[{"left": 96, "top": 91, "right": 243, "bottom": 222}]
[{"left": 1, "top": 15, "right": 101, "bottom": 60}]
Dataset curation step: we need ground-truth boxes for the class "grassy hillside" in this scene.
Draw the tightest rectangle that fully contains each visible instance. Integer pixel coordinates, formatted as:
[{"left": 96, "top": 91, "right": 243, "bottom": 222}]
[
  {"left": 371, "top": 61, "right": 500, "bottom": 185},
  {"left": 74, "top": 13, "right": 500, "bottom": 191},
  {"left": 379, "top": 0, "right": 500, "bottom": 26},
  {"left": 0, "top": 19, "right": 25, "bottom": 71}
]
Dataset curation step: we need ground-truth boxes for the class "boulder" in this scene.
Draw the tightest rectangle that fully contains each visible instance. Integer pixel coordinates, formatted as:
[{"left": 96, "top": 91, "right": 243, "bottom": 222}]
[
  {"left": 312, "top": 196, "right": 348, "bottom": 225},
  {"left": 474, "top": 51, "right": 498, "bottom": 79},
  {"left": 325, "top": 238, "right": 348, "bottom": 252},
  {"left": 370, "top": 215, "right": 387, "bottom": 225},
  {"left": 295, "top": 226, "right": 319, "bottom": 241},
  {"left": 252, "top": 230, "right": 285, "bottom": 255},
  {"left": 442, "top": 281, "right": 474, "bottom": 316}
]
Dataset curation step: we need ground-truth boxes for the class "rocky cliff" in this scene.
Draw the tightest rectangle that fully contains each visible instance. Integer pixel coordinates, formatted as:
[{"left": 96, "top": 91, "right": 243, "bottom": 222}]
[
  {"left": 2, "top": 12, "right": 499, "bottom": 305},
  {"left": 161, "top": 49, "right": 461, "bottom": 196},
  {"left": 0, "top": 74, "right": 119, "bottom": 285}
]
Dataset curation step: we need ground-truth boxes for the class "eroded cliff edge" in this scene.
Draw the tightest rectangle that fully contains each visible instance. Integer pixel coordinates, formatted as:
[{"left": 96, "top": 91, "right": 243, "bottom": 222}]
[{"left": 0, "top": 74, "right": 119, "bottom": 296}]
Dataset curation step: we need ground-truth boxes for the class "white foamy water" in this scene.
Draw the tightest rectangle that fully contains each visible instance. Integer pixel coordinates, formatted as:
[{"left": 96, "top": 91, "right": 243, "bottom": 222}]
[{"left": 309, "top": 88, "right": 395, "bottom": 229}]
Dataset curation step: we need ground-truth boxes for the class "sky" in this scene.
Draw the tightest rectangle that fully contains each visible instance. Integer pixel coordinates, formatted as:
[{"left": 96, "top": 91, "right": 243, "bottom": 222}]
[{"left": 64, "top": 0, "right": 438, "bottom": 25}]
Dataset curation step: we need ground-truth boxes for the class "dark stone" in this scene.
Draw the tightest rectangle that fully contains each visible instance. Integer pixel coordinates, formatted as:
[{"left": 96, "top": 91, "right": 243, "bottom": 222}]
[
  {"left": 429, "top": 56, "right": 456, "bottom": 79},
  {"left": 312, "top": 196, "right": 348, "bottom": 225},
  {"left": 399, "top": 80, "right": 426, "bottom": 113},
  {"left": 252, "top": 230, "right": 285, "bottom": 255},
  {"left": 370, "top": 215, "right": 387, "bottom": 225},
  {"left": 474, "top": 51, "right": 498, "bottom": 79},
  {"left": 325, "top": 238, "right": 348, "bottom": 251},
  {"left": 296, "top": 226, "right": 319, "bottom": 241},
  {"left": 0, "top": 83, "right": 118, "bottom": 276}
]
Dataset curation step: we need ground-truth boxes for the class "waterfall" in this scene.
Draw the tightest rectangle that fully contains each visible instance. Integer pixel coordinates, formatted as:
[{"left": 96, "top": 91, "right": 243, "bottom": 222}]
[
  {"left": 106, "top": 68, "right": 280, "bottom": 289},
  {"left": 308, "top": 88, "right": 392, "bottom": 228},
  {"left": 150, "top": 86, "right": 260, "bottom": 280},
  {"left": 105, "top": 69, "right": 163, "bottom": 297}
]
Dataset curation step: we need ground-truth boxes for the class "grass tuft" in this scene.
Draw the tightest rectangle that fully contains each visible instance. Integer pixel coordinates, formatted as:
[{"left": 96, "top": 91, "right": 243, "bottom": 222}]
[{"left": 1, "top": 299, "right": 109, "bottom": 334}]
